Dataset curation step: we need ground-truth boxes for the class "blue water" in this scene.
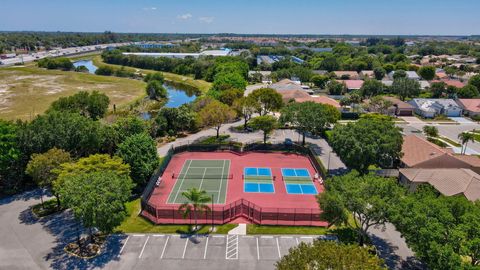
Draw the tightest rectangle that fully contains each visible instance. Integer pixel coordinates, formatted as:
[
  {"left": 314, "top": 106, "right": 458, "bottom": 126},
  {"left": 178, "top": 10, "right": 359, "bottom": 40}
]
[
  {"left": 73, "top": 60, "right": 97, "bottom": 74},
  {"left": 164, "top": 84, "right": 197, "bottom": 108}
]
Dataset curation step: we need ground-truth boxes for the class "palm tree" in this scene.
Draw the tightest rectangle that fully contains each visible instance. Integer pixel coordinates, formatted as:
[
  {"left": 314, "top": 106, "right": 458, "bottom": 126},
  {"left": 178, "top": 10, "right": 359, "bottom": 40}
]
[
  {"left": 458, "top": 132, "right": 475, "bottom": 155},
  {"left": 178, "top": 188, "right": 212, "bottom": 232}
]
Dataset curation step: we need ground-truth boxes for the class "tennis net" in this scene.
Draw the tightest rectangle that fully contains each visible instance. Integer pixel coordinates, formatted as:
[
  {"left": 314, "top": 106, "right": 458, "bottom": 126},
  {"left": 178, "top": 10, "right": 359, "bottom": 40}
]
[
  {"left": 282, "top": 176, "right": 313, "bottom": 182},
  {"left": 172, "top": 173, "right": 233, "bottom": 180}
]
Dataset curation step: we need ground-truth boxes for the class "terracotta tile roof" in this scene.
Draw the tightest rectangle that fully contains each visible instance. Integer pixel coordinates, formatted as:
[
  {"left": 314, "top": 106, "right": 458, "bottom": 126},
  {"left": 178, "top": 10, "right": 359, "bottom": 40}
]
[
  {"left": 383, "top": 96, "right": 414, "bottom": 109},
  {"left": 338, "top": 80, "right": 364, "bottom": 90},
  {"left": 278, "top": 89, "right": 311, "bottom": 101},
  {"left": 453, "top": 155, "right": 480, "bottom": 167},
  {"left": 295, "top": 96, "right": 341, "bottom": 108},
  {"left": 457, "top": 99, "right": 480, "bottom": 113},
  {"left": 431, "top": 79, "right": 466, "bottom": 88},
  {"left": 401, "top": 135, "right": 447, "bottom": 167},
  {"left": 334, "top": 71, "right": 359, "bottom": 79},
  {"left": 399, "top": 168, "right": 480, "bottom": 201}
]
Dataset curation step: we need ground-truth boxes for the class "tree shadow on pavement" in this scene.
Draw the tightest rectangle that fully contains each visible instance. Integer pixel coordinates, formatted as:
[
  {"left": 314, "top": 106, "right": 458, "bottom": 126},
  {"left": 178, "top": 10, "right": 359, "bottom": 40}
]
[
  {"left": 0, "top": 189, "right": 44, "bottom": 206},
  {"left": 18, "top": 205, "right": 124, "bottom": 269},
  {"left": 369, "top": 234, "right": 402, "bottom": 270}
]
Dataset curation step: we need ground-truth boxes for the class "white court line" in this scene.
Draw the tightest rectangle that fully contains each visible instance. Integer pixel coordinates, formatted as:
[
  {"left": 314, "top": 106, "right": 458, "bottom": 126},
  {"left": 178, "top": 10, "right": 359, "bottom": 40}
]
[
  {"left": 172, "top": 160, "right": 192, "bottom": 203},
  {"left": 138, "top": 236, "right": 150, "bottom": 258},
  {"left": 119, "top": 236, "right": 130, "bottom": 254},
  {"left": 276, "top": 238, "right": 281, "bottom": 258},
  {"left": 217, "top": 160, "right": 226, "bottom": 204},
  {"left": 189, "top": 167, "right": 224, "bottom": 169},
  {"left": 256, "top": 237, "right": 260, "bottom": 260},
  {"left": 160, "top": 236, "right": 170, "bottom": 259},
  {"left": 198, "top": 168, "right": 207, "bottom": 190},
  {"left": 182, "top": 238, "right": 189, "bottom": 259},
  {"left": 203, "top": 237, "right": 209, "bottom": 259}
]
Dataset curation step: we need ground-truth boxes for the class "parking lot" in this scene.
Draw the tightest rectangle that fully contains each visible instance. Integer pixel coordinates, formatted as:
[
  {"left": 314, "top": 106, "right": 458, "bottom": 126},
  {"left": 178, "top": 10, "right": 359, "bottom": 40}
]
[{"left": 105, "top": 233, "right": 322, "bottom": 270}]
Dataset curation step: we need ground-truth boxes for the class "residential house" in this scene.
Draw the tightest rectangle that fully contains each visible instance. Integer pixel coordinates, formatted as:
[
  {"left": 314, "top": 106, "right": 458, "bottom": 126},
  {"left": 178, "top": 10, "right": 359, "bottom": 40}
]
[
  {"left": 401, "top": 135, "right": 480, "bottom": 174},
  {"left": 456, "top": 99, "right": 480, "bottom": 117},
  {"left": 383, "top": 96, "right": 414, "bottom": 116},
  {"left": 333, "top": 71, "right": 359, "bottom": 80},
  {"left": 338, "top": 80, "right": 364, "bottom": 91},
  {"left": 408, "top": 98, "right": 462, "bottom": 118},
  {"left": 248, "top": 71, "right": 272, "bottom": 84},
  {"left": 276, "top": 89, "right": 341, "bottom": 109},
  {"left": 399, "top": 168, "right": 480, "bottom": 202},
  {"left": 359, "top": 70, "right": 375, "bottom": 79},
  {"left": 387, "top": 71, "right": 421, "bottom": 80},
  {"left": 431, "top": 79, "right": 466, "bottom": 88},
  {"left": 269, "top": 79, "right": 304, "bottom": 92}
]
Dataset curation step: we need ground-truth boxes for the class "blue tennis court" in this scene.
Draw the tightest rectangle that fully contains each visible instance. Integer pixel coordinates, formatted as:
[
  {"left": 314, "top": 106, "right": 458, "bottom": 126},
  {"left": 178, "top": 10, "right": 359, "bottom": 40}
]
[
  {"left": 281, "top": 168, "right": 310, "bottom": 178},
  {"left": 285, "top": 183, "right": 318, "bottom": 195},
  {"left": 244, "top": 182, "right": 275, "bottom": 193},
  {"left": 244, "top": 167, "right": 272, "bottom": 177}
]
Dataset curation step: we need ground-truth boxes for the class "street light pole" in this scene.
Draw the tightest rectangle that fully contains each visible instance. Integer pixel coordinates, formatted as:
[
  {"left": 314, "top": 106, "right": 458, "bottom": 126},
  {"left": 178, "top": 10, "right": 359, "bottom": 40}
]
[
  {"left": 327, "top": 151, "right": 331, "bottom": 174},
  {"left": 211, "top": 194, "right": 214, "bottom": 232}
]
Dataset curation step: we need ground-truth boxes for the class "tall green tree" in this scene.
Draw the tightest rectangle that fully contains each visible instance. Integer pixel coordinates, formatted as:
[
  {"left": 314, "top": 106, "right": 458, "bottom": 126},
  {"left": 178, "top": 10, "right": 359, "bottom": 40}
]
[
  {"left": 48, "top": 91, "right": 110, "bottom": 120},
  {"left": 144, "top": 72, "right": 165, "bottom": 83},
  {"left": 197, "top": 100, "right": 236, "bottom": 138},
  {"left": 211, "top": 72, "right": 247, "bottom": 91},
  {"left": 116, "top": 133, "right": 159, "bottom": 187},
  {"left": 280, "top": 102, "right": 340, "bottom": 145},
  {"left": 19, "top": 111, "right": 104, "bottom": 158},
  {"left": 468, "top": 74, "right": 480, "bottom": 91},
  {"left": 360, "top": 79, "right": 384, "bottom": 98},
  {"left": 59, "top": 171, "right": 133, "bottom": 241},
  {"left": 326, "top": 80, "right": 345, "bottom": 95},
  {"left": 249, "top": 115, "right": 278, "bottom": 144},
  {"left": 276, "top": 240, "right": 386, "bottom": 270},
  {"left": 458, "top": 132, "right": 475, "bottom": 155},
  {"left": 458, "top": 84, "right": 480, "bottom": 98},
  {"left": 374, "top": 67, "right": 386, "bottom": 80},
  {"left": 418, "top": 66, "right": 436, "bottom": 80},
  {"left": 0, "top": 120, "right": 21, "bottom": 192},
  {"left": 390, "top": 78, "right": 421, "bottom": 101},
  {"left": 318, "top": 172, "right": 405, "bottom": 246},
  {"left": 329, "top": 118, "right": 403, "bottom": 173},
  {"left": 232, "top": 96, "right": 258, "bottom": 130},
  {"left": 248, "top": 88, "right": 283, "bottom": 116},
  {"left": 146, "top": 80, "right": 167, "bottom": 100},
  {"left": 423, "top": 125, "right": 439, "bottom": 138},
  {"left": 25, "top": 148, "right": 71, "bottom": 208},
  {"left": 178, "top": 188, "right": 211, "bottom": 232}
]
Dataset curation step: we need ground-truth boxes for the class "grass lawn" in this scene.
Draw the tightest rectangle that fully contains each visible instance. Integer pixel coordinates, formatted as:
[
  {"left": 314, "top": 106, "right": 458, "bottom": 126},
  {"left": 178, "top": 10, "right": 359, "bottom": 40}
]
[
  {"left": 0, "top": 65, "right": 146, "bottom": 120},
  {"left": 115, "top": 198, "right": 237, "bottom": 234},
  {"left": 31, "top": 198, "right": 64, "bottom": 217},
  {"left": 92, "top": 56, "right": 212, "bottom": 93},
  {"left": 438, "top": 136, "right": 461, "bottom": 147}
]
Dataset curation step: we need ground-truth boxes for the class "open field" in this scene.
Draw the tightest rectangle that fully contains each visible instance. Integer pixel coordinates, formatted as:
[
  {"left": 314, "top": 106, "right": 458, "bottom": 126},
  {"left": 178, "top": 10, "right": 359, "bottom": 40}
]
[
  {"left": 0, "top": 65, "right": 146, "bottom": 120},
  {"left": 92, "top": 55, "right": 212, "bottom": 93}
]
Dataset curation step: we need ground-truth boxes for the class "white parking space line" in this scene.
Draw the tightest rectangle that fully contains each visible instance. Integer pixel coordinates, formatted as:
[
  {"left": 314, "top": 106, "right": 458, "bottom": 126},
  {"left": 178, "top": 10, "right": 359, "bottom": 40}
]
[
  {"left": 153, "top": 234, "right": 164, "bottom": 237},
  {"left": 276, "top": 238, "right": 281, "bottom": 258},
  {"left": 119, "top": 236, "right": 130, "bottom": 254},
  {"left": 213, "top": 235, "right": 224, "bottom": 238},
  {"left": 261, "top": 236, "right": 273, "bottom": 238},
  {"left": 203, "top": 237, "right": 209, "bottom": 259},
  {"left": 182, "top": 238, "right": 189, "bottom": 259},
  {"left": 138, "top": 236, "right": 150, "bottom": 258},
  {"left": 132, "top": 234, "right": 144, "bottom": 237},
  {"left": 296, "top": 237, "right": 299, "bottom": 245},
  {"left": 256, "top": 237, "right": 260, "bottom": 260},
  {"left": 300, "top": 236, "right": 313, "bottom": 239},
  {"left": 160, "top": 236, "right": 170, "bottom": 259},
  {"left": 280, "top": 236, "right": 293, "bottom": 239}
]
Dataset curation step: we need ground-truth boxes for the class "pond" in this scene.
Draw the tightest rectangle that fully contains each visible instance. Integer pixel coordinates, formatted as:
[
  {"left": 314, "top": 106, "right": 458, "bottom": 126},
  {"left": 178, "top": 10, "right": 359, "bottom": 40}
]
[
  {"left": 164, "top": 83, "right": 198, "bottom": 108},
  {"left": 73, "top": 60, "right": 97, "bottom": 74}
]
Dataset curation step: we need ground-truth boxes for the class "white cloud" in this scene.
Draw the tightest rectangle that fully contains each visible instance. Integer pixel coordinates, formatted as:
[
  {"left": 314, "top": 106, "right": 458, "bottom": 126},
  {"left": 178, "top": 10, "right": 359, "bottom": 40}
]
[
  {"left": 143, "top": 7, "right": 157, "bottom": 11},
  {"left": 177, "top": 13, "right": 192, "bottom": 20},
  {"left": 199, "top": 16, "right": 214, "bottom": 24}
]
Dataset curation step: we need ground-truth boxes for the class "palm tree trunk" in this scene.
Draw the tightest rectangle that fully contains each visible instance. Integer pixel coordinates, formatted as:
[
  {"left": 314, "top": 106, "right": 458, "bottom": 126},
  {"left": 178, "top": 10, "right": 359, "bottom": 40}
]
[
  {"left": 464, "top": 141, "right": 468, "bottom": 155},
  {"left": 193, "top": 207, "right": 198, "bottom": 232}
]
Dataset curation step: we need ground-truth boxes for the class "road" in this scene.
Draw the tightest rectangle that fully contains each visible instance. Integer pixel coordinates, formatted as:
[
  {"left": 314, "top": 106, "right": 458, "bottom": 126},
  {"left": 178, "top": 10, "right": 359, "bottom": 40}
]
[{"left": 0, "top": 43, "right": 130, "bottom": 66}]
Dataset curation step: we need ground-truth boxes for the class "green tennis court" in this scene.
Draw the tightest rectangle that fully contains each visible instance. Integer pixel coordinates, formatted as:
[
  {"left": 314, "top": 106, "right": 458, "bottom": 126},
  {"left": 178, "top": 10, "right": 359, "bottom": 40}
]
[{"left": 167, "top": 159, "right": 231, "bottom": 204}]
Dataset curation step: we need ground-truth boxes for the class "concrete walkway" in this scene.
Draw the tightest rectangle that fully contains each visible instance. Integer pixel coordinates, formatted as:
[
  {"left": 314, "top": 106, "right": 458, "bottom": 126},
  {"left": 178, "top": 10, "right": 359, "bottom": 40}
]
[{"left": 228, "top": 224, "right": 246, "bottom": 235}]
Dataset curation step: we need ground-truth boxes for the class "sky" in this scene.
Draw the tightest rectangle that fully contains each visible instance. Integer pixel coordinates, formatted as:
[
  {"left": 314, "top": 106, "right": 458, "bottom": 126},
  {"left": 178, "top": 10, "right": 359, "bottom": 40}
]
[{"left": 1, "top": 0, "right": 479, "bottom": 35}]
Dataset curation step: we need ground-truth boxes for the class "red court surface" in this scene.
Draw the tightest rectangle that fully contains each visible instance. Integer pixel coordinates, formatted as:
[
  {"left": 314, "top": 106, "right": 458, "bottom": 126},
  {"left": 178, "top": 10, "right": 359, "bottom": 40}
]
[{"left": 142, "top": 151, "right": 328, "bottom": 227}]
